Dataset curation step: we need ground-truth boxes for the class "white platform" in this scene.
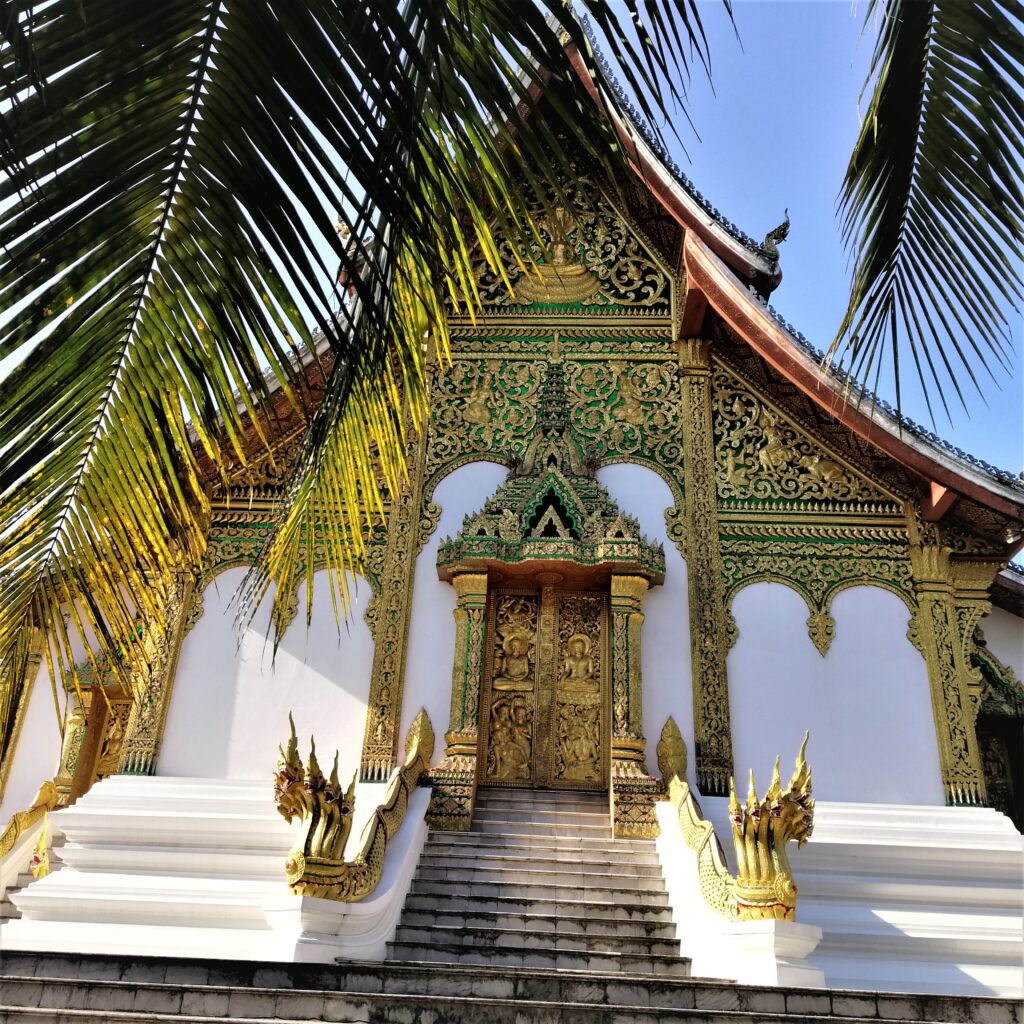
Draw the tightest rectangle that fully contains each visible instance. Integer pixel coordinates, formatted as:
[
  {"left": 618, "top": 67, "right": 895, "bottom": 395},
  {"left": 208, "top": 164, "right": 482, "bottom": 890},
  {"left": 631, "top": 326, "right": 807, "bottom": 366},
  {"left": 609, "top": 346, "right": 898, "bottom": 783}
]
[
  {"left": 0, "top": 775, "right": 429, "bottom": 963},
  {"left": 688, "top": 798, "right": 1024, "bottom": 998}
]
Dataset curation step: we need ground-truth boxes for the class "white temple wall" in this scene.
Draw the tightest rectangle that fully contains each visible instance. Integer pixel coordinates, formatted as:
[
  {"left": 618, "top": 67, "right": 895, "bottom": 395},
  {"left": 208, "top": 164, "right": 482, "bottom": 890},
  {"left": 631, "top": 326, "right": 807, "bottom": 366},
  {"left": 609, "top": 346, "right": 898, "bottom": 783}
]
[
  {"left": 728, "top": 582, "right": 944, "bottom": 805},
  {"left": 595, "top": 464, "right": 696, "bottom": 789},
  {"left": 402, "top": 462, "right": 509, "bottom": 762},
  {"left": 158, "top": 567, "right": 374, "bottom": 784},
  {"left": 980, "top": 605, "right": 1023, "bottom": 680},
  {"left": 0, "top": 659, "right": 65, "bottom": 823}
]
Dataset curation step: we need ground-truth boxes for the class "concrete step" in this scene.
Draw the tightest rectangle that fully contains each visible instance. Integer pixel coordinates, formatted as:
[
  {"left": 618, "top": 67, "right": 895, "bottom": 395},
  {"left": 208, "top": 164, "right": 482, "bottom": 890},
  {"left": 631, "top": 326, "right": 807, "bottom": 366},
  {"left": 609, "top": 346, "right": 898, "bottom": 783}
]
[
  {"left": 474, "top": 792, "right": 609, "bottom": 812},
  {"left": 402, "top": 891, "right": 673, "bottom": 921},
  {"left": 417, "top": 850, "right": 664, "bottom": 875},
  {"left": 470, "top": 818, "right": 613, "bottom": 837},
  {"left": 393, "top": 922, "right": 681, "bottom": 956},
  {"left": 386, "top": 940, "right": 691, "bottom": 976},
  {"left": 409, "top": 877, "right": 670, "bottom": 905},
  {"left": 427, "top": 830, "right": 652, "bottom": 855},
  {"left": 398, "top": 906, "right": 678, "bottom": 937},
  {"left": 1, "top": 951, "right": 1019, "bottom": 1023},
  {"left": 472, "top": 806, "right": 611, "bottom": 827},
  {"left": 414, "top": 863, "right": 666, "bottom": 890}
]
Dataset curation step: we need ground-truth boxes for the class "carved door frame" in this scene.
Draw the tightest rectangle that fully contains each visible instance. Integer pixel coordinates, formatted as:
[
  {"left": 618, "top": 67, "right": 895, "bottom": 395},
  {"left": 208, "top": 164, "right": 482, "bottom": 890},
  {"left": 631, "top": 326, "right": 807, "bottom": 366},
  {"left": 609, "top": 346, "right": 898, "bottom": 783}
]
[{"left": 477, "top": 583, "right": 610, "bottom": 791}]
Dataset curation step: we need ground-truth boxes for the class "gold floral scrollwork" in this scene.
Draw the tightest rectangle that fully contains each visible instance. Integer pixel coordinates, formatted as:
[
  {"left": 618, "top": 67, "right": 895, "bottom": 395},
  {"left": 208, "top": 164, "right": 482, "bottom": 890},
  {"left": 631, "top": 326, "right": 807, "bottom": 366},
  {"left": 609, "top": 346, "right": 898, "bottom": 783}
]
[
  {"left": 806, "top": 610, "right": 835, "bottom": 657},
  {"left": 659, "top": 718, "right": 815, "bottom": 923},
  {"left": 277, "top": 709, "right": 434, "bottom": 902},
  {"left": 711, "top": 366, "right": 893, "bottom": 509}
]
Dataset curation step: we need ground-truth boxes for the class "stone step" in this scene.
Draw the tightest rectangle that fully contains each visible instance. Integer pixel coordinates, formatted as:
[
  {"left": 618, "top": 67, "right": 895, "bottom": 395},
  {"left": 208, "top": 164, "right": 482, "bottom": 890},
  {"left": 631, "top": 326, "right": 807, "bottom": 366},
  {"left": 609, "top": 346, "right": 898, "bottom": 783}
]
[
  {"left": 418, "top": 850, "right": 664, "bottom": 875},
  {"left": 469, "top": 818, "right": 613, "bottom": 837},
  {"left": 393, "top": 922, "right": 681, "bottom": 956},
  {"left": 473, "top": 806, "right": 610, "bottom": 827},
  {"left": 427, "top": 830, "right": 653, "bottom": 854},
  {"left": 386, "top": 940, "right": 691, "bottom": 976},
  {"left": 399, "top": 906, "right": 678, "bottom": 937},
  {"left": 474, "top": 792, "right": 609, "bottom": 812},
  {"left": 402, "top": 891, "right": 673, "bottom": 921},
  {"left": 414, "top": 863, "right": 666, "bottom": 891},
  {"left": 409, "top": 877, "right": 670, "bottom": 905},
  {"left": 1, "top": 952, "right": 1018, "bottom": 1023}
]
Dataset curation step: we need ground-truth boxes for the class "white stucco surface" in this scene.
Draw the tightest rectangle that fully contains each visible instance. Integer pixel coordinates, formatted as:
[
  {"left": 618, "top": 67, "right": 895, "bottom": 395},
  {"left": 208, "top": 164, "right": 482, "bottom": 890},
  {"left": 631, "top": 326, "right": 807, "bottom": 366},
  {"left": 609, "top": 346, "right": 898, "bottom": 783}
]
[
  {"left": 0, "top": 660, "right": 65, "bottom": 823},
  {"left": 401, "top": 462, "right": 509, "bottom": 761},
  {"left": 728, "top": 582, "right": 944, "bottom": 805},
  {"left": 980, "top": 605, "right": 1024, "bottom": 681},
  {"left": 596, "top": 464, "right": 696, "bottom": 788},
  {"left": 158, "top": 568, "right": 374, "bottom": 782}
]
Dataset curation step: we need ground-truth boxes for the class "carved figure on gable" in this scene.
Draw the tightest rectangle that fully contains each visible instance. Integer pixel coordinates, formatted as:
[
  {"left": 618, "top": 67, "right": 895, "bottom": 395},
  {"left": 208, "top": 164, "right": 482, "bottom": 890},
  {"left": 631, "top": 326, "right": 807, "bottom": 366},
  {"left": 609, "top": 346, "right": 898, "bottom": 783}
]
[{"left": 758, "top": 414, "right": 793, "bottom": 472}]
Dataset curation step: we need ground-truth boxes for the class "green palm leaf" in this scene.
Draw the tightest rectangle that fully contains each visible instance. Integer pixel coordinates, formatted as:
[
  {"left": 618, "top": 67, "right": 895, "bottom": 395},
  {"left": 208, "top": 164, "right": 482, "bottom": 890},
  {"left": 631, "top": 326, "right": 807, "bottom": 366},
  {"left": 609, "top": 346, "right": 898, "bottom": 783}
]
[
  {"left": 834, "top": 0, "right": 1023, "bottom": 420},
  {"left": 0, "top": 1, "right": 715, "bottom": 750}
]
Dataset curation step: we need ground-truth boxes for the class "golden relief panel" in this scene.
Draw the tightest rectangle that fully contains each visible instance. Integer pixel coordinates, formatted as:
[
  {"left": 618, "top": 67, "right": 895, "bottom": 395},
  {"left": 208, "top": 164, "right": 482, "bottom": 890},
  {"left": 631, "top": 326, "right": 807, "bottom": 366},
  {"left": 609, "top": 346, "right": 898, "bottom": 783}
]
[
  {"left": 427, "top": 358, "right": 542, "bottom": 483},
  {"left": 711, "top": 364, "right": 895, "bottom": 508},
  {"left": 555, "top": 593, "right": 605, "bottom": 784},
  {"left": 480, "top": 588, "right": 608, "bottom": 791},
  {"left": 565, "top": 359, "right": 685, "bottom": 483},
  {"left": 470, "top": 171, "right": 670, "bottom": 312}
]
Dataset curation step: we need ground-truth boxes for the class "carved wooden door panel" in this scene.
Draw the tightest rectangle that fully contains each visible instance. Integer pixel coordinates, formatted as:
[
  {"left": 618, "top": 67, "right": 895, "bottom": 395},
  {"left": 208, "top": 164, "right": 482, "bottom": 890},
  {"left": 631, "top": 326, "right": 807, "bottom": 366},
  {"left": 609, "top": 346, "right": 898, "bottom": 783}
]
[{"left": 478, "top": 586, "right": 609, "bottom": 791}]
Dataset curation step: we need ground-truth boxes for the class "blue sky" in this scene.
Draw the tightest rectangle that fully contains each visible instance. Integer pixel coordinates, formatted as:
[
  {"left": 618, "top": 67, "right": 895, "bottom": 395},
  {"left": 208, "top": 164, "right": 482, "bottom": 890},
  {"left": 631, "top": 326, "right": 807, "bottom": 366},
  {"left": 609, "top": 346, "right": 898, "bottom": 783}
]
[{"left": 644, "top": 0, "right": 1022, "bottom": 477}]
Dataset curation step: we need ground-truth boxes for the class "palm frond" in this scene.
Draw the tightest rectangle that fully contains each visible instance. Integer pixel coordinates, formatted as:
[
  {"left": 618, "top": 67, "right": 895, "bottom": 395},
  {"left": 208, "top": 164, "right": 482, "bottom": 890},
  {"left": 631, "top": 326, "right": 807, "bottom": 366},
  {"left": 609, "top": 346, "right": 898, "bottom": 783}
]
[
  {"left": 0, "top": 1, "right": 717, "bottom": 745},
  {"left": 833, "top": 0, "right": 1024, "bottom": 420}
]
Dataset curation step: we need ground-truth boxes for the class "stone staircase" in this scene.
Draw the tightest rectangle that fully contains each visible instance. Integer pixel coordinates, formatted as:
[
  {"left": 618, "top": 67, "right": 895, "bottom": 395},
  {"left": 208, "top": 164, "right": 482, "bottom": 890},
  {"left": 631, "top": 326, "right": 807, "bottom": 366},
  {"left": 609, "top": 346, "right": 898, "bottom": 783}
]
[
  {"left": 388, "top": 787, "right": 685, "bottom": 975},
  {"left": 0, "top": 787, "right": 1019, "bottom": 1023}
]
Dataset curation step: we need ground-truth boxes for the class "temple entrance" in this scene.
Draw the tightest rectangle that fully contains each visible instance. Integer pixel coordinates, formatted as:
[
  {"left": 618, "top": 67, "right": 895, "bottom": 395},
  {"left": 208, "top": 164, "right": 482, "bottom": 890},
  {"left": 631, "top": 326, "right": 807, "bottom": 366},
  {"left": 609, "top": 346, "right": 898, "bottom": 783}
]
[{"left": 478, "top": 586, "right": 609, "bottom": 791}]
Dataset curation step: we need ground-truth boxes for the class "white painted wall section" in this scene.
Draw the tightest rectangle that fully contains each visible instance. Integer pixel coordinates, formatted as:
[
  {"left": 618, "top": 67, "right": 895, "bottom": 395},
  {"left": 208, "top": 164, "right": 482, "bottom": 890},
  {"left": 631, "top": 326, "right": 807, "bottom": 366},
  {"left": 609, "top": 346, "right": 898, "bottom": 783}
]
[
  {"left": 402, "top": 462, "right": 508, "bottom": 762},
  {"left": 596, "top": 464, "right": 694, "bottom": 787},
  {"left": 980, "top": 605, "right": 1024, "bottom": 681},
  {"left": 728, "top": 582, "right": 944, "bottom": 805},
  {"left": 158, "top": 568, "right": 374, "bottom": 784},
  {"left": 0, "top": 661, "right": 65, "bottom": 823}
]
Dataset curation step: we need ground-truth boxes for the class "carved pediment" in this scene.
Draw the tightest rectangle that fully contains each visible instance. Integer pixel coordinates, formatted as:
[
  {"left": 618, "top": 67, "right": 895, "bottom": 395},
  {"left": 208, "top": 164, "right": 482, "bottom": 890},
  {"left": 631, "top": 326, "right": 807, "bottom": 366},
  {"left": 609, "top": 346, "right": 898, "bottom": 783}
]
[{"left": 469, "top": 167, "right": 671, "bottom": 314}]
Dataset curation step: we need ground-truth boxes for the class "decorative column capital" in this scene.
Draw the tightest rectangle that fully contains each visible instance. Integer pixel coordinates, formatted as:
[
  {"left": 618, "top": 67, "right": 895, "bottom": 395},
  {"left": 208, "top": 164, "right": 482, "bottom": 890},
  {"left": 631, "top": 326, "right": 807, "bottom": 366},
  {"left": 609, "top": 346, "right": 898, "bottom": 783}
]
[
  {"left": 610, "top": 573, "right": 650, "bottom": 605},
  {"left": 675, "top": 337, "right": 712, "bottom": 372},
  {"left": 451, "top": 572, "right": 488, "bottom": 604},
  {"left": 909, "top": 544, "right": 953, "bottom": 587}
]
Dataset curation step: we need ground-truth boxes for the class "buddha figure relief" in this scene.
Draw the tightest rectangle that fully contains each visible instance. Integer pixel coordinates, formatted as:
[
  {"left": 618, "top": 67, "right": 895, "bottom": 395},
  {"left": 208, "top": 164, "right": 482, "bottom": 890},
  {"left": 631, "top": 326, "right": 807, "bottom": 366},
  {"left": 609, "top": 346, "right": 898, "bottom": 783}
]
[
  {"left": 559, "top": 633, "right": 598, "bottom": 692},
  {"left": 493, "top": 632, "right": 534, "bottom": 691}
]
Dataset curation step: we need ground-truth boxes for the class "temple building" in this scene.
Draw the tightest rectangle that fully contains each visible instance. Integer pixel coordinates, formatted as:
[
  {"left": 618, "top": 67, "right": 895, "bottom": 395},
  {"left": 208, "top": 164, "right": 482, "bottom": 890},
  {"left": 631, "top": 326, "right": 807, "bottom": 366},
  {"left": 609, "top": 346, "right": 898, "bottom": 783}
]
[{"left": 0, "top": 53, "right": 1022, "bottom": 1024}]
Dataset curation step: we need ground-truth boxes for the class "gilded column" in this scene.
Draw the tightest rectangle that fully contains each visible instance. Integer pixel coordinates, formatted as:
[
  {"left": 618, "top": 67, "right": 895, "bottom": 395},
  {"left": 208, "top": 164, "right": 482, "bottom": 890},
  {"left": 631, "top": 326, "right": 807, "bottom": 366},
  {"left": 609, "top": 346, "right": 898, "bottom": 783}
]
[
  {"left": 677, "top": 337, "right": 734, "bottom": 796},
  {"left": 442, "top": 572, "right": 488, "bottom": 760},
  {"left": 609, "top": 574, "right": 649, "bottom": 771},
  {"left": 609, "top": 573, "right": 660, "bottom": 838},
  {"left": 359, "top": 435, "right": 430, "bottom": 781},
  {"left": 909, "top": 544, "right": 988, "bottom": 805},
  {"left": 117, "top": 570, "right": 196, "bottom": 776},
  {"left": 427, "top": 571, "right": 487, "bottom": 831}
]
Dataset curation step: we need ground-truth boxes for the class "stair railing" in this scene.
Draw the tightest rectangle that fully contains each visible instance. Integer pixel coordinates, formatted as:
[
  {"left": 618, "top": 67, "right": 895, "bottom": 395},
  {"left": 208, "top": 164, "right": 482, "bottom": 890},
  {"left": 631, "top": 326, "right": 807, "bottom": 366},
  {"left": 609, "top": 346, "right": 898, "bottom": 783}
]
[
  {"left": 274, "top": 709, "right": 434, "bottom": 902},
  {"left": 657, "top": 717, "right": 814, "bottom": 921}
]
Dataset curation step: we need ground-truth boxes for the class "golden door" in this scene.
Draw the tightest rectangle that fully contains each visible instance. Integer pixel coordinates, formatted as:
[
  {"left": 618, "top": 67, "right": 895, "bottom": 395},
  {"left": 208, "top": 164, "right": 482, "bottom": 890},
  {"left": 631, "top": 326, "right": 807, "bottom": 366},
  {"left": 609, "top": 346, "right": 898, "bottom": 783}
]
[{"left": 478, "top": 586, "right": 609, "bottom": 791}]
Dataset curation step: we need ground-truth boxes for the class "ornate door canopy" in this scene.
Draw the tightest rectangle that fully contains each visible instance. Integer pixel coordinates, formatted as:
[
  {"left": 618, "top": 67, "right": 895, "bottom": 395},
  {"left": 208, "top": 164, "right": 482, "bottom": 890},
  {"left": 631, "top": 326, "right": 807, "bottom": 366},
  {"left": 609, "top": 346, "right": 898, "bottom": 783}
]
[{"left": 436, "top": 357, "right": 665, "bottom": 590}]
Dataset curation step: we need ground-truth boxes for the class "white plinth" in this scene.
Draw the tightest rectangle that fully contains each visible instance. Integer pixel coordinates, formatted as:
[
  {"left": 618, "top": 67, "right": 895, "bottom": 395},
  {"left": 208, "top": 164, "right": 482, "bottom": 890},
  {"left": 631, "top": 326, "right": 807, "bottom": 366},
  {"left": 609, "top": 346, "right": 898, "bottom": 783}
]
[{"left": 0, "top": 775, "right": 428, "bottom": 963}]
